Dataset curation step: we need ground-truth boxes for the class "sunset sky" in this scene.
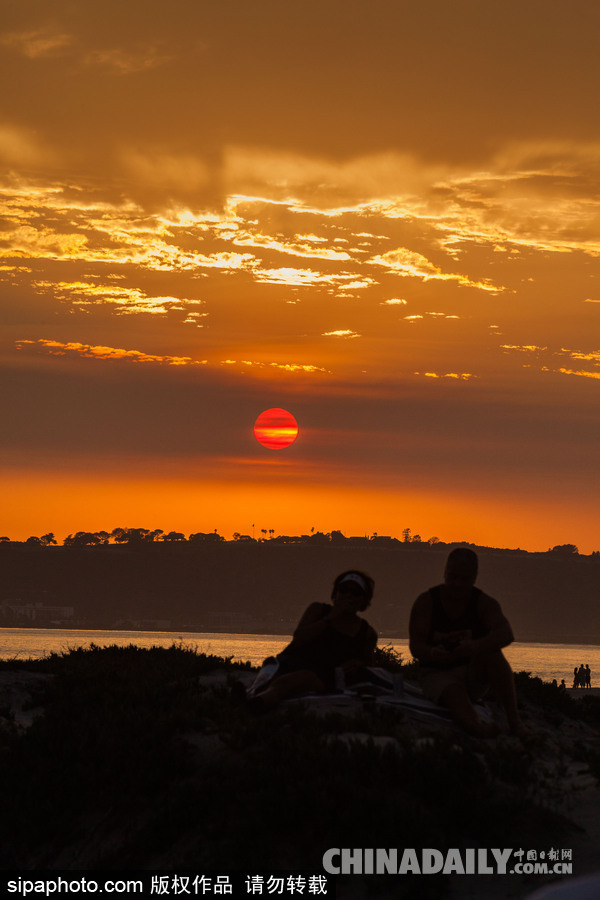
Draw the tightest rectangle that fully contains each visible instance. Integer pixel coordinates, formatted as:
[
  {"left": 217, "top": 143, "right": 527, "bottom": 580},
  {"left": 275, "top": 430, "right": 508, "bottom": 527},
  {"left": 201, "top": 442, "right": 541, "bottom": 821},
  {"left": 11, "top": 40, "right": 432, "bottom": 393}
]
[{"left": 2, "top": 0, "right": 599, "bottom": 551}]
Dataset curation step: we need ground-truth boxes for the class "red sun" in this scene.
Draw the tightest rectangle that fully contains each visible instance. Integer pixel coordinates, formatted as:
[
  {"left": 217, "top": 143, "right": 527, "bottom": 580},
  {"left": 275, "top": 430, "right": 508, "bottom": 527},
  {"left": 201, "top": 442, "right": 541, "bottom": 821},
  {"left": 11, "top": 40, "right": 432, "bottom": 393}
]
[{"left": 254, "top": 408, "right": 299, "bottom": 450}]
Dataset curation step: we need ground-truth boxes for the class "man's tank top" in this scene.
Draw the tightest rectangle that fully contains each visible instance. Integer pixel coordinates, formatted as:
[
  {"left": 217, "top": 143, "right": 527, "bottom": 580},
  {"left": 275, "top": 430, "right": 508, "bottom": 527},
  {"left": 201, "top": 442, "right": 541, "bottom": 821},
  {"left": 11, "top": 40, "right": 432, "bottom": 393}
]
[{"left": 427, "top": 584, "right": 487, "bottom": 661}]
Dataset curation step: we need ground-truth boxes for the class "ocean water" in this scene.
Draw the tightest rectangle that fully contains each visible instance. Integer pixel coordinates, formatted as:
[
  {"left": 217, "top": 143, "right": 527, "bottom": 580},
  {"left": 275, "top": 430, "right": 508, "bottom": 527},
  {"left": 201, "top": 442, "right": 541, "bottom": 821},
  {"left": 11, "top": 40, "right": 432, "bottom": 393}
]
[{"left": 1, "top": 627, "right": 598, "bottom": 685}]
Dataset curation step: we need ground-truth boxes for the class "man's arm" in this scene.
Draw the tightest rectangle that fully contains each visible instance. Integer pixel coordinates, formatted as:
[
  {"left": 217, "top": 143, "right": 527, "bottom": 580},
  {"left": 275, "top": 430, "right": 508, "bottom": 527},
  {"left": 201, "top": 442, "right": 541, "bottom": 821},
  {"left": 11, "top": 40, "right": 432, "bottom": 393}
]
[
  {"left": 449, "top": 594, "right": 514, "bottom": 662},
  {"left": 472, "top": 594, "right": 514, "bottom": 653}
]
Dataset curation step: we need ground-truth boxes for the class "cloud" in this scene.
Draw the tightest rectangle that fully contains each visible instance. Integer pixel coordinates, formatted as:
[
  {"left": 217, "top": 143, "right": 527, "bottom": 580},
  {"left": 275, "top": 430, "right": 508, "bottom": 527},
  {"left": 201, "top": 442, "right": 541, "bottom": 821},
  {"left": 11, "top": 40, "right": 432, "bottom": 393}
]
[
  {"left": 370, "top": 247, "right": 503, "bottom": 292},
  {"left": 434, "top": 144, "right": 600, "bottom": 258},
  {"left": 0, "top": 125, "right": 49, "bottom": 166},
  {"left": 1, "top": 26, "right": 170, "bottom": 74},
  {"left": 1, "top": 29, "right": 73, "bottom": 59},
  {"left": 557, "top": 368, "right": 600, "bottom": 380},
  {"left": 0, "top": 185, "right": 258, "bottom": 272},
  {"left": 500, "top": 344, "right": 600, "bottom": 379},
  {"left": 121, "top": 149, "right": 213, "bottom": 191},
  {"left": 369, "top": 253, "right": 441, "bottom": 281},
  {"left": 15, "top": 339, "right": 330, "bottom": 377},
  {"left": 252, "top": 267, "right": 373, "bottom": 288},
  {"left": 223, "top": 147, "right": 444, "bottom": 206},
  {"left": 182, "top": 312, "right": 207, "bottom": 326},
  {"left": 414, "top": 371, "right": 476, "bottom": 380},
  {"left": 16, "top": 339, "right": 207, "bottom": 367},
  {"left": 0, "top": 224, "right": 87, "bottom": 259},
  {"left": 219, "top": 359, "right": 330, "bottom": 374},
  {"left": 231, "top": 230, "right": 351, "bottom": 262},
  {"left": 564, "top": 349, "right": 600, "bottom": 364},
  {"left": 322, "top": 330, "right": 361, "bottom": 338},
  {"left": 30, "top": 279, "right": 207, "bottom": 319},
  {"left": 83, "top": 46, "right": 170, "bottom": 74},
  {"left": 501, "top": 345, "right": 548, "bottom": 353}
]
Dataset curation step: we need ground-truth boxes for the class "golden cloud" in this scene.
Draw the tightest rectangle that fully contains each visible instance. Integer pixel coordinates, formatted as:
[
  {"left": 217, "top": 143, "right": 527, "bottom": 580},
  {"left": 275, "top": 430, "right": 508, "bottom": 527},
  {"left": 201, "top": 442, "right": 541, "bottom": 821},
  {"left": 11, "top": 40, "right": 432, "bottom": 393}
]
[
  {"left": 219, "top": 359, "right": 329, "bottom": 374},
  {"left": 322, "top": 330, "right": 361, "bottom": 338},
  {"left": 557, "top": 368, "right": 600, "bottom": 380},
  {"left": 16, "top": 339, "right": 207, "bottom": 367},
  {"left": 231, "top": 230, "right": 350, "bottom": 262},
  {"left": 253, "top": 267, "right": 372, "bottom": 288},
  {"left": 564, "top": 349, "right": 600, "bottom": 363},
  {"left": 371, "top": 247, "right": 503, "bottom": 292},
  {"left": 500, "top": 345, "right": 548, "bottom": 352},
  {"left": 415, "top": 371, "right": 476, "bottom": 380},
  {"left": 0, "top": 224, "right": 87, "bottom": 259},
  {"left": 500, "top": 345, "right": 600, "bottom": 379},
  {"left": 29, "top": 279, "right": 206, "bottom": 319}
]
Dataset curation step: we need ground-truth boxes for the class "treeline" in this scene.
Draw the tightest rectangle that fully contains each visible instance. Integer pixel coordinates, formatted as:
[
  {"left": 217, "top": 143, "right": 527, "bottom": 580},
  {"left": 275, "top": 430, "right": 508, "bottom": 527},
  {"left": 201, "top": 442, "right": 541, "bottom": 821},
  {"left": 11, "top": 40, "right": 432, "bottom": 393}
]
[
  {"left": 0, "top": 528, "right": 223, "bottom": 548},
  {"left": 2, "top": 531, "right": 600, "bottom": 640},
  {"left": 0, "top": 527, "right": 596, "bottom": 557}
]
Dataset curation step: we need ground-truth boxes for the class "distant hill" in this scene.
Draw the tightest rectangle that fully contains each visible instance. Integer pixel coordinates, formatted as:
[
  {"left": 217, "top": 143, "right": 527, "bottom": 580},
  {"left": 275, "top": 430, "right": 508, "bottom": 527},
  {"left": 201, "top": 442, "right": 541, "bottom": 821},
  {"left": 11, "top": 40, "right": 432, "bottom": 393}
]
[{"left": 1, "top": 539, "right": 599, "bottom": 644}]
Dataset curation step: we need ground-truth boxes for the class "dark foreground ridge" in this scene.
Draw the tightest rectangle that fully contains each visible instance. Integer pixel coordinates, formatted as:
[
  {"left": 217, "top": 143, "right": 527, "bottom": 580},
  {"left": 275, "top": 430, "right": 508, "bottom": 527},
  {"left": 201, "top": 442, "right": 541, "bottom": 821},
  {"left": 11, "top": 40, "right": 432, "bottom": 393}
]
[{"left": 1, "top": 645, "right": 600, "bottom": 898}]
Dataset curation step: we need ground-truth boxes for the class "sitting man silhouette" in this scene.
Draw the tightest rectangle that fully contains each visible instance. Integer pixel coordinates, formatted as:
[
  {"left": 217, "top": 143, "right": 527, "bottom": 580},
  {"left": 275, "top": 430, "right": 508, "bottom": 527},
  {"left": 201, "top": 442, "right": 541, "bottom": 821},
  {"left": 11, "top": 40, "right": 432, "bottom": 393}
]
[
  {"left": 235, "top": 570, "right": 378, "bottom": 713},
  {"left": 409, "top": 548, "right": 524, "bottom": 738}
]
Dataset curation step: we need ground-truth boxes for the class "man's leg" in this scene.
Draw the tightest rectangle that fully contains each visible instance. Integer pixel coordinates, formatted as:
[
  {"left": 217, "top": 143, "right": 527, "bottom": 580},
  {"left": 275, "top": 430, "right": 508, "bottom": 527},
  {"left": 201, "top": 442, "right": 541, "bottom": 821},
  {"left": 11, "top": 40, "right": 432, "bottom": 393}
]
[
  {"left": 438, "top": 683, "right": 500, "bottom": 738},
  {"left": 479, "top": 650, "right": 525, "bottom": 736}
]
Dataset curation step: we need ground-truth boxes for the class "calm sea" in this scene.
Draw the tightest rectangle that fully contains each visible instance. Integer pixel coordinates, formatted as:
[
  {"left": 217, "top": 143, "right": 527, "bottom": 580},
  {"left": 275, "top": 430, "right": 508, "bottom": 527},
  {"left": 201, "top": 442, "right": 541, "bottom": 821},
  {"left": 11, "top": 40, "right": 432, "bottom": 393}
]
[{"left": 1, "top": 627, "right": 598, "bottom": 684}]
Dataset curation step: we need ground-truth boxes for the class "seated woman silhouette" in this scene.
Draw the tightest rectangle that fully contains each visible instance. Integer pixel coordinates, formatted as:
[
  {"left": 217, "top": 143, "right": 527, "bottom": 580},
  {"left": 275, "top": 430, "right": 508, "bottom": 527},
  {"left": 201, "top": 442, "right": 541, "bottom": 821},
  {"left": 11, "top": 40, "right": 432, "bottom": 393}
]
[{"left": 237, "top": 570, "right": 378, "bottom": 713}]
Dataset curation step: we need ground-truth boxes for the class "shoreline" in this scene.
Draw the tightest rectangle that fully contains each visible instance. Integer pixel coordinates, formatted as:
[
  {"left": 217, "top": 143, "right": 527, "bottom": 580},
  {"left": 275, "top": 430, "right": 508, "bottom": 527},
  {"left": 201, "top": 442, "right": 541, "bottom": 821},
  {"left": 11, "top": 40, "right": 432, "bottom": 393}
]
[{"left": 2, "top": 623, "right": 599, "bottom": 647}]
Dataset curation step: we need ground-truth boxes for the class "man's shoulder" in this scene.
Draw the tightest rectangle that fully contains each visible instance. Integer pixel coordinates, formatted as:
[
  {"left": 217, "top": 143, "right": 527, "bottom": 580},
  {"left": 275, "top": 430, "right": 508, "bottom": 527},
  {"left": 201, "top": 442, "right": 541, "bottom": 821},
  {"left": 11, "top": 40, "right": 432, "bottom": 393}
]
[
  {"left": 474, "top": 588, "right": 499, "bottom": 608},
  {"left": 474, "top": 589, "right": 509, "bottom": 626},
  {"left": 416, "top": 584, "right": 442, "bottom": 601},
  {"left": 412, "top": 588, "right": 438, "bottom": 609}
]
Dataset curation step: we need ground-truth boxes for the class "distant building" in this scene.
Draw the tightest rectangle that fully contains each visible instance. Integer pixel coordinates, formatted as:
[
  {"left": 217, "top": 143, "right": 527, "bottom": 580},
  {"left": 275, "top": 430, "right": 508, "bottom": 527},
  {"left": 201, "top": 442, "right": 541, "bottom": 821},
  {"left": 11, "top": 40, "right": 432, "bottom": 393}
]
[
  {"left": 113, "top": 618, "right": 173, "bottom": 631},
  {"left": 202, "top": 611, "right": 255, "bottom": 629},
  {"left": 0, "top": 600, "right": 74, "bottom": 625}
]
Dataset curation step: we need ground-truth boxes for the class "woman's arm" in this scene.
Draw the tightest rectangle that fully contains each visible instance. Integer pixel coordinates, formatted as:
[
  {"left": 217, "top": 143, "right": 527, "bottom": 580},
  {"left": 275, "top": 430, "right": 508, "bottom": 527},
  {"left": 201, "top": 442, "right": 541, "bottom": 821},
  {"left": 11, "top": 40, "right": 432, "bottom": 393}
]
[
  {"left": 363, "top": 624, "right": 378, "bottom": 661},
  {"left": 288, "top": 602, "right": 332, "bottom": 648},
  {"left": 340, "top": 622, "right": 378, "bottom": 672}
]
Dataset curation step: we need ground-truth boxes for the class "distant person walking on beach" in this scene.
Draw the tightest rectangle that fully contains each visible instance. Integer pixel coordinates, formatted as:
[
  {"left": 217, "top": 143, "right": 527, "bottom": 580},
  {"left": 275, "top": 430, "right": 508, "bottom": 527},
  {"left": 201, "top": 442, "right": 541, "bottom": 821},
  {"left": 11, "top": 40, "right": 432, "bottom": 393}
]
[
  {"left": 578, "top": 664, "right": 586, "bottom": 688},
  {"left": 233, "top": 570, "right": 378, "bottom": 712},
  {"left": 573, "top": 666, "right": 581, "bottom": 688},
  {"left": 409, "top": 548, "right": 524, "bottom": 738},
  {"left": 585, "top": 664, "right": 591, "bottom": 688}
]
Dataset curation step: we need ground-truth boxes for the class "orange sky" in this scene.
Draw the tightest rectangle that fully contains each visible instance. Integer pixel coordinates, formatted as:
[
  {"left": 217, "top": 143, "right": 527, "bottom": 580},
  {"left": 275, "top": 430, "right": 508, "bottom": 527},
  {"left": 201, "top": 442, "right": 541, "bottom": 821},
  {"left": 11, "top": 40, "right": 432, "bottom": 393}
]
[{"left": 1, "top": 0, "right": 599, "bottom": 551}]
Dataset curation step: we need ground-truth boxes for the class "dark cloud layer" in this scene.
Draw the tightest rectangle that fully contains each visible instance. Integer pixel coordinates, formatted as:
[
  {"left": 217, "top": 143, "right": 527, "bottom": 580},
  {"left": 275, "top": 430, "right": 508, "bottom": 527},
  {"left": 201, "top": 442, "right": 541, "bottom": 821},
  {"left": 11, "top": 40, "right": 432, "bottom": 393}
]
[
  {"left": 3, "top": 0, "right": 600, "bottom": 183},
  {"left": 3, "top": 352, "right": 596, "bottom": 491}
]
